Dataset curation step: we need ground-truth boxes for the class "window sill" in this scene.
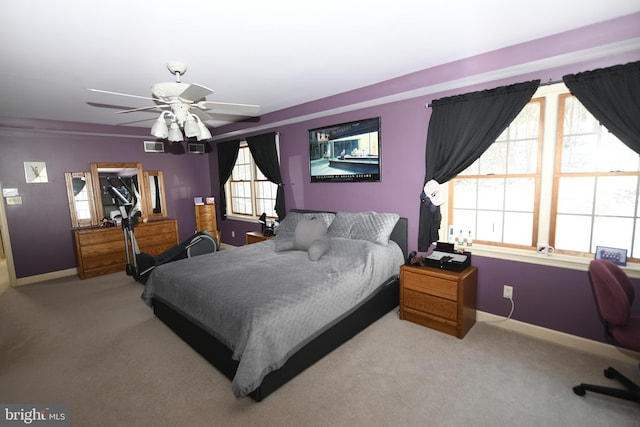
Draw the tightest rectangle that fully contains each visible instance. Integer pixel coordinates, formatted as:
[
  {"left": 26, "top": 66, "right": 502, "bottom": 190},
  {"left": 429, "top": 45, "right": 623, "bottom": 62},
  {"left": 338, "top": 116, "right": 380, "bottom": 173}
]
[
  {"left": 224, "top": 214, "right": 260, "bottom": 223},
  {"left": 466, "top": 244, "right": 640, "bottom": 279}
]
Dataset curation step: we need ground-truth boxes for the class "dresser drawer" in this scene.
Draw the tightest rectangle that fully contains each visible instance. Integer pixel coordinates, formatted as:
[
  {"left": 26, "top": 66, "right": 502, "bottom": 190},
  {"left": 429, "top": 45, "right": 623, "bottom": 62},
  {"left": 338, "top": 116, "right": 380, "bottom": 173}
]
[
  {"left": 74, "top": 219, "right": 178, "bottom": 279},
  {"left": 402, "top": 270, "right": 458, "bottom": 300},
  {"left": 402, "top": 288, "right": 458, "bottom": 321}
]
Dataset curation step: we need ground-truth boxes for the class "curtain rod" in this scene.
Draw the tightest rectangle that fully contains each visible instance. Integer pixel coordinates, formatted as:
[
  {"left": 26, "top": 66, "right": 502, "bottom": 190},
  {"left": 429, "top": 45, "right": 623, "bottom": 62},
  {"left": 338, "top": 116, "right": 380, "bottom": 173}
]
[{"left": 424, "top": 78, "right": 563, "bottom": 109}]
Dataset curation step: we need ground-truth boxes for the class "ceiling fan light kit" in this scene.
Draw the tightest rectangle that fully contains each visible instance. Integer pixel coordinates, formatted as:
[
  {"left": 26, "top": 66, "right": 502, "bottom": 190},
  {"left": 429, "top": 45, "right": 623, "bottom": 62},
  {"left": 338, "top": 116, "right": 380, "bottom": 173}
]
[
  {"left": 168, "top": 122, "right": 183, "bottom": 143},
  {"left": 88, "top": 61, "right": 259, "bottom": 145}
]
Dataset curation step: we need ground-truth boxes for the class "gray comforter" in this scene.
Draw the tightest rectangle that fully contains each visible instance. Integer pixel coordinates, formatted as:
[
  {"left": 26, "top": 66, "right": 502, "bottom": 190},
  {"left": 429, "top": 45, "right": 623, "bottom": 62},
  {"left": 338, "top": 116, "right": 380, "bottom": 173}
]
[{"left": 142, "top": 236, "right": 404, "bottom": 397}]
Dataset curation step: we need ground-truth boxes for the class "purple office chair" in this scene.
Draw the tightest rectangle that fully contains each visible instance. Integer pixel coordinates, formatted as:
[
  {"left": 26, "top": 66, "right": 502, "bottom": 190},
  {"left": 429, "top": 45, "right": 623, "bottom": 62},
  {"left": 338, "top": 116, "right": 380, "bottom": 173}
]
[{"left": 573, "top": 259, "right": 640, "bottom": 403}]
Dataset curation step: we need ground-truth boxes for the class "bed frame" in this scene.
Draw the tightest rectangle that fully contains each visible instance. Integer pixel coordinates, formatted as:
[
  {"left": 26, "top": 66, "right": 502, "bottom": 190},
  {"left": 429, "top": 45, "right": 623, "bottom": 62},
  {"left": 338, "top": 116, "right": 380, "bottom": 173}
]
[{"left": 151, "top": 210, "right": 408, "bottom": 401}]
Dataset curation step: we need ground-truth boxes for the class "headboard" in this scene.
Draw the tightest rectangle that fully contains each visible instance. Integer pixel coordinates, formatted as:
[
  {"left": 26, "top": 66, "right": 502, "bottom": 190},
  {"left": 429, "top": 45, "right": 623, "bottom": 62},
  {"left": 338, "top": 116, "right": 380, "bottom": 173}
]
[{"left": 289, "top": 209, "right": 408, "bottom": 260}]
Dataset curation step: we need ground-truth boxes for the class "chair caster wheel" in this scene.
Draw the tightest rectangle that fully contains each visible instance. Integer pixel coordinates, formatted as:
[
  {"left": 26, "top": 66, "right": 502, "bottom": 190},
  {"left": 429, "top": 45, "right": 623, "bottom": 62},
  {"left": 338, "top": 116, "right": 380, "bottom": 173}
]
[{"left": 573, "top": 385, "right": 586, "bottom": 396}]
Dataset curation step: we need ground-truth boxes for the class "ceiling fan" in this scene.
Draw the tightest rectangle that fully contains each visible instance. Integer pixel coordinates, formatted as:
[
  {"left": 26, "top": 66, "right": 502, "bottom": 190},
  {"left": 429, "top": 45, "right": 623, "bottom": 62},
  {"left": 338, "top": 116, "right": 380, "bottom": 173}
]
[{"left": 88, "top": 61, "right": 260, "bottom": 141}]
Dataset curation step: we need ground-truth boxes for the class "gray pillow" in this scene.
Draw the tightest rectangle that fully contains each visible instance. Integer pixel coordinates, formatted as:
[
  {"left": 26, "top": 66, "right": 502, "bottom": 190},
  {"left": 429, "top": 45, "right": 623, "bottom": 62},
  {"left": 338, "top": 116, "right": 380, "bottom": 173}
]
[
  {"left": 274, "top": 218, "right": 330, "bottom": 261},
  {"left": 293, "top": 218, "right": 327, "bottom": 248},
  {"left": 328, "top": 211, "right": 399, "bottom": 246},
  {"left": 326, "top": 211, "right": 358, "bottom": 238},
  {"left": 307, "top": 238, "right": 330, "bottom": 262},
  {"left": 276, "top": 211, "right": 336, "bottom": 236}
]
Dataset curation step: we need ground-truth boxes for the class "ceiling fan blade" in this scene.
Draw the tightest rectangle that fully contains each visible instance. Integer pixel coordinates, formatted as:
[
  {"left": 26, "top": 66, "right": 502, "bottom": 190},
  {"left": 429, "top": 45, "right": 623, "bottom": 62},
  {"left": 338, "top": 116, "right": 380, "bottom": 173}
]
[
  {"left": 114, "top": 105, "right": 167, "bottom": 114},
  {"left": 87, "top": 101, "right": 141, "bottom": 111},
  {"left": 179, "top": 83, "right": 214, "bottom": 102},
  {"left": 197, "top": 101, "right": 260, "bottom": 116},
  {"left": 88, "top": 88, "right": 159, "bottom": 102},
  {"left": 191, "top": 108, "right": 214, "bottom": 122}
]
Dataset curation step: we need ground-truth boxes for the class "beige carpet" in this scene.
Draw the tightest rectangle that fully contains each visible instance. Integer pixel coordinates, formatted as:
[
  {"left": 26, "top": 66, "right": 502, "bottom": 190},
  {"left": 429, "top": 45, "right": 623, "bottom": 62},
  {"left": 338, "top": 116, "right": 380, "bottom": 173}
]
[{"left": 0, "top": 272, "right": 638, "bottom": 426}]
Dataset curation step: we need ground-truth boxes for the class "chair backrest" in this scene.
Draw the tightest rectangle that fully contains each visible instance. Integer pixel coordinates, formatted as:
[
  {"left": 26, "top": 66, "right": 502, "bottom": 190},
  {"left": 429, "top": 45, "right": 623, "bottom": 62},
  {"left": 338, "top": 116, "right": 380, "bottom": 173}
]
[{"left": 588, "top": 260, "right": 634, "bottom": 327}]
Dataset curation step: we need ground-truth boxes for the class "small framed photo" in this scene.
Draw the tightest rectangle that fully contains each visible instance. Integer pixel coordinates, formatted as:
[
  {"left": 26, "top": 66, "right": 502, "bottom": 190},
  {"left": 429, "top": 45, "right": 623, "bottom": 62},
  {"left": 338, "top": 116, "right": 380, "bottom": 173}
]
[
  {"left": 595, "top": 246, "right": 627, "bottom": 266},
  {"left": 24, "top": 161, "right": 48, "bottom": 183}
]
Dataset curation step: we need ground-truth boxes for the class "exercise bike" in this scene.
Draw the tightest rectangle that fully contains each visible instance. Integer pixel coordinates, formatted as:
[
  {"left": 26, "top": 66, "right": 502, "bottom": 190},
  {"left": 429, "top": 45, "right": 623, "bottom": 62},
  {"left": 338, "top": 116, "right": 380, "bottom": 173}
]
[{"left": 107, "top": 177, "right": 218, "bottom": 284}]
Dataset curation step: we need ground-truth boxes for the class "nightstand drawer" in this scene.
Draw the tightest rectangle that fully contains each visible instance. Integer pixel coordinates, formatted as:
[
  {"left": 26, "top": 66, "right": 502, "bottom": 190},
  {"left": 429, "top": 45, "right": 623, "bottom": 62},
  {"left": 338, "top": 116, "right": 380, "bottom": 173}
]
[
  {"left": 401, "top": 308, "right": 458, "bottom": 336},
  {"left": 403, "top": 288, "right": 458, "bottom": 321},
  {"left": 402, "top": 270, "right": 458, "bottom": 300},
  {"left": 399, "top": 264, "right": 477, "bottom": 339}
]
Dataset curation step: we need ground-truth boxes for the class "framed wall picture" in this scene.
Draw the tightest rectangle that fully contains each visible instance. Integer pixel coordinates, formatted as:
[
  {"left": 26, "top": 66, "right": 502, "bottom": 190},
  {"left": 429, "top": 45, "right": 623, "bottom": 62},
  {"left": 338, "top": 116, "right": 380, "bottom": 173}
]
[
  {"left": 308, "top": 117, "right": 381, "bottom": 183},
  {"left": 594, "top": 246, "right": 627, "bottom": 266},
  {"left": 24, "top": 161, "right": 48, "bottom": 183}
]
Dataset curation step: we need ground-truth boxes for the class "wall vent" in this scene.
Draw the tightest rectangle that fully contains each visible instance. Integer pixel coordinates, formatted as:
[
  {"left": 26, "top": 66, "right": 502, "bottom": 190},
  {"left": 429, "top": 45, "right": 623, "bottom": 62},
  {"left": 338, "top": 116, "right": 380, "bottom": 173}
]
[
  {"left": 188, "top": 143, "right": 205, "bottom": 154},
  {"left": 144, "top": 141, "right": 165, "bottom": 153}
]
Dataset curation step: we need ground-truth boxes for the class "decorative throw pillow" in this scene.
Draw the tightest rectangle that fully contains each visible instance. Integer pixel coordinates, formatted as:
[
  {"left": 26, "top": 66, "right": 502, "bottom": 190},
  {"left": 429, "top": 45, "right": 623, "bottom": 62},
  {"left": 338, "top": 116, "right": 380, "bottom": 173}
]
[
  {"left": 274, "top": 218, "right": 330, "bottom": 261},
  {"left": 276, "top": 211, "right": 335, "bottom": 237}
]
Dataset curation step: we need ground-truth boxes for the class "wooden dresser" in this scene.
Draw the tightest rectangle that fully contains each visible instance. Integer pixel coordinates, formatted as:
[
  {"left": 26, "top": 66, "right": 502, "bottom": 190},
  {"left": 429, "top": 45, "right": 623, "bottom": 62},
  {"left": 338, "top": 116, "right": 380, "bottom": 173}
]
[
  {"left": 400, "top": 264, "right": 478, "bottom": 339},
  {"left": 73, "top": 219, "right": 179, "bottom": 279},
  {"left": 195, "top": 204, "right": 221, "bottom": 245}
]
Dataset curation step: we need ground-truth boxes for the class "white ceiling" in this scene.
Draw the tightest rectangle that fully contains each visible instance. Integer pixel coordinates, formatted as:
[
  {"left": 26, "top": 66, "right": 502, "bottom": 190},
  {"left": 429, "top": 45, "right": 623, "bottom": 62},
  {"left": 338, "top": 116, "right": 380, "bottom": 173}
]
[{"left": 1, "top": 1, "right": 639, "bottom": 131}]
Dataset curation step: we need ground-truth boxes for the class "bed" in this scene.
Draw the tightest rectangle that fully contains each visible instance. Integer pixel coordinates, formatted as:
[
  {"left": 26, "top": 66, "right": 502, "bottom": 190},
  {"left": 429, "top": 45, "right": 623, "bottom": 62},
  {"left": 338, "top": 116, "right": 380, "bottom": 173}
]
[{"left": 142, "top": 209, "right": 408, "bottom": 401}]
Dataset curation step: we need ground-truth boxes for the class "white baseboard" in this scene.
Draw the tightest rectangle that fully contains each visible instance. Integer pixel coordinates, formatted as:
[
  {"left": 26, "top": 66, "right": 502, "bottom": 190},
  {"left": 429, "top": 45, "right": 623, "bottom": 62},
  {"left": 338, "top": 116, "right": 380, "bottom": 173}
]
[
  {"left": 15, "top": 268, "right": 77, "bottom": 286},
  {"left": 477, "top": 311, "right": 640, "bottom": 365}
]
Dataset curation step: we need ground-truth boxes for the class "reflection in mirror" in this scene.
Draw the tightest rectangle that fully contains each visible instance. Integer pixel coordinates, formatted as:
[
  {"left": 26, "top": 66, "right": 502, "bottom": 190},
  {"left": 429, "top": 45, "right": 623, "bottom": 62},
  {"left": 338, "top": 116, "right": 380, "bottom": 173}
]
[
  {"left": 90, "top": 163, "right": 146, "bottom": 222},
  {"left": 144, "top": 171, "right": 167, "bottom": 218},
  {"left": 65, "top": 172, "right": 98, "bottom": 227}
]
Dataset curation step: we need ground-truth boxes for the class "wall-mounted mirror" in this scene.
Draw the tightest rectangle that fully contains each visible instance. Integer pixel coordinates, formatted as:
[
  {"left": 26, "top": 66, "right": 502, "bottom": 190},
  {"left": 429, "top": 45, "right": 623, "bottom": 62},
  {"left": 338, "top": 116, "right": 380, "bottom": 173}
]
[
  {"left": 90, "top": 162, "right": 147, "bottom": 222},
  {"left": 65, "top": 171, "right": 98, "bottom": 227},
  {"left": 143, "top": 171, "right": 167, "bottom": 218}
]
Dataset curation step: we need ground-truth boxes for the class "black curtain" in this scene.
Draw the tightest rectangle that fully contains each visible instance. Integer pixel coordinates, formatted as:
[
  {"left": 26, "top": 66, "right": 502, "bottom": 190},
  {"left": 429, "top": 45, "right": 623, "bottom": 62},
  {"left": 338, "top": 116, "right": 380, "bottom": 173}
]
[
  {"left": 247, "top": 132, "right": 287, "bottom": 220},
  {"left": 418, "top": 80, "right": 540, "bottom": 250},
  {"left": 563, "top": 61, "right": 640, "bottom": 154},
  {"left": 216, "top": 139, "right": 241, "bottom": 220}
]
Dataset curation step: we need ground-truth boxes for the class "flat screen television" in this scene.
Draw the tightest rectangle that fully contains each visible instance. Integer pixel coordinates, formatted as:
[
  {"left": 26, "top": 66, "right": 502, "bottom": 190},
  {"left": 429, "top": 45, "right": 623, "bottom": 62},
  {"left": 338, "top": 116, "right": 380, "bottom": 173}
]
[{"left": 308, "top": 117, "right": 381, "bottom": 183}]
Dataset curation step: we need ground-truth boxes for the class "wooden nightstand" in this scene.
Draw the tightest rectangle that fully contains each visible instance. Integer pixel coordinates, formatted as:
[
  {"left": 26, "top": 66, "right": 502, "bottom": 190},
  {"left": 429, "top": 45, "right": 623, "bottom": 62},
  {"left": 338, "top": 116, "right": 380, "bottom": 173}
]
[
  {"left": 245, "top": 231, "right": 275, "bottom": 245},
  {"left": 400, "top": 264, "right": 477, "bottom": 339}
]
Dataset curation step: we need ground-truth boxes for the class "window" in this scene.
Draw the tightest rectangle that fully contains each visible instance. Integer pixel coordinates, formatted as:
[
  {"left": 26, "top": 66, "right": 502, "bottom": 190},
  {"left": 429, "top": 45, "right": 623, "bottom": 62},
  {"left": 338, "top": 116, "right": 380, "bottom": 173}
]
[
  {"left": 451, "top": 99, "right": 543, "bottom": 248},
  {"left": 227, "top": 144, "right": 279, "bottom": 219},
  {"left": 553, "top": 93, "right": 640, "bottom": 257},
  {"left": 449, "top": 83, "right": 640, "bottom": 260}
]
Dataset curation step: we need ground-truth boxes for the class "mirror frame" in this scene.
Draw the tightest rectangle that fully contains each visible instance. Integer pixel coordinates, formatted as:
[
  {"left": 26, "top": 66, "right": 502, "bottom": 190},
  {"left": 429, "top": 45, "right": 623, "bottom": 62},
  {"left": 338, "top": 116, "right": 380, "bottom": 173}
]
[
  {"left": 64, "top": 171, "right": 98, "bottom": 227},
  {"left": 90, "top": 162, "right": 147, "bottom": 221},
  {"left": 143, "top": 170, "right": 168, "bottom": 219}
]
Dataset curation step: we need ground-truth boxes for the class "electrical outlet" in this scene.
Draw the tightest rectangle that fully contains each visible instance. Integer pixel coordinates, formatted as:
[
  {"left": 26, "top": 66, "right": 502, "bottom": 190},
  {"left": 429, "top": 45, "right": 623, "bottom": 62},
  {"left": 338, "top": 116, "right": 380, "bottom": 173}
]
[
  {"left": 231, "top": 231, "right": 235, "bottom": 238},
  {"left": 503, "top": 285, "right": 513, "bottom": 299}
]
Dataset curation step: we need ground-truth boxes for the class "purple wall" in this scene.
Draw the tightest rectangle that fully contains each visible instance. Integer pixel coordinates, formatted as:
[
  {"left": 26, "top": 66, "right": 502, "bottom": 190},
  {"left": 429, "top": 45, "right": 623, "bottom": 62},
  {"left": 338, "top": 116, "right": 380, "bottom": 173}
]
[
  {"left": 0, "top": 118, "right": 212, "bottom": 278},
  {"left": 208, "top": 13, "right": 640, "bottom": 344}
]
